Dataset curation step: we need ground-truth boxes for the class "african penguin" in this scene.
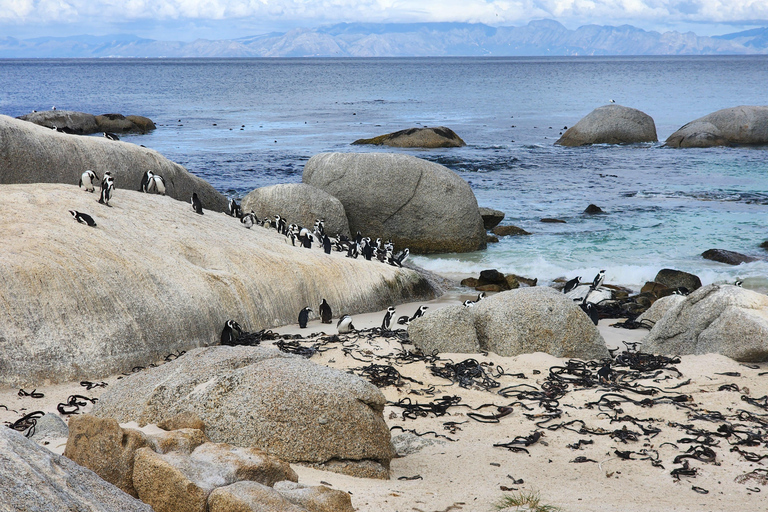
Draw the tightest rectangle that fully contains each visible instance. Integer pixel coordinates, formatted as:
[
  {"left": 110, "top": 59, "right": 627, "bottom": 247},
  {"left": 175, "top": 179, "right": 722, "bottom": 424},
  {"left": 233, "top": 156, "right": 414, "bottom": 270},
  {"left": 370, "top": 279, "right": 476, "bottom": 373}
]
[
  {"left": 381, "top": 306, "right": 396, "bottom": 331},
  {"left": 322, "top": 235, "right": 332, "bottom": 254},
  {"left": 191, "top": 193, "right": 204, "bottom": 215},
  {"left": 590, "top": 270, "right": 606, "bottom": 291},
  {"left": 563, "top": 276, "right": 581, "bottom": 294},
  {"left": 241, "top": 212, "right": 257, "bottom": 229},
  {"left": 98, "top": 174, "right": 114, "bottom": 206},
  {"left": 462, "top": 300, "right": 475, "bottom": 307},
  {"left": 298, "top": 307, "right": 313, "bottom": 329},
  {"left": 140, "top": 170, "right": 153, "bottom": 192},
  {"left": 147, "top": 174, "right": 166, "bottom": 195},
  {"left": 337, "top": 314, "right": 355, "bottom": 334},
  {"left": 103, "top": 132, "right": 119, "bottom": 141},
  {"left": 579, "top": 295, "right": 599, "bottom": 325},
  {"left": 319, "top": 299, "right": 333, "bottom": 324},
  {"left": 228, "top": 198, "right": 242, "bottom": 218},
  {"left": 79, "top": 170, "right": 99, "bottom": 192},
  {"left": 476, "top": 292, "right": 486, "bottom": 302},
  {"left": 391, "top": 248, "right": 409, "bottom": 267},
  {"left": 220, "top": 320, "right": 243, "bottom": 345},
  {"left": 410, "top": 305, "right": 429, "bottom": 320},
  {"left": 69, "top": 210, "right": 97, "bottom": 227}
]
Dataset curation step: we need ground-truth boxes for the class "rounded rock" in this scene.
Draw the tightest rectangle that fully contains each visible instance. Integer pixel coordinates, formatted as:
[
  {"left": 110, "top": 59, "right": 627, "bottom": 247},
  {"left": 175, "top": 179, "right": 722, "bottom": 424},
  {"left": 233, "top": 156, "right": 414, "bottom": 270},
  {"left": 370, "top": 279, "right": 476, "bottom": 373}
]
[{"left": 555, "top": 105, "right": 658, "bottom": 146}]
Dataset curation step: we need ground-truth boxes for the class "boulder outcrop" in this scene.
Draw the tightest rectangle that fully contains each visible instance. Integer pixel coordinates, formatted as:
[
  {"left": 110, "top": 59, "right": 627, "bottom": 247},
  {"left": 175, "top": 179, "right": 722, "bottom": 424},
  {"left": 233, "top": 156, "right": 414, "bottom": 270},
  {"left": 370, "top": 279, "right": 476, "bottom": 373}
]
[
  {"left": 636, "top": 294, "right": 685, "bottom": 328},
  {"left": 352, "top": 126, "right": 466, "bottom": 148},
  {"left": 702, "top": 248, "right": 759, "bottom": 265},
  {"left": 0, "top": 427, "right": 153, "bottom": 512},
  {"left": 303, "top": 152, "right": 486, "bottom": 254},
  {"left": 653, "top": 269, "right": 702, "bottom": 292},
  {"left": 17, "top": 110, "right": 156, "bottom": 134},
  {"left": 0, "top": 114, "right": 225, "bottom": 211},
  {"left": 478, "top": 207, "right": 505, "bottom": 230},
  {"left": 555, "top": 105, "right": 658, "bottom": 146},
  {"left": 410, "top": 288, "right": 608, "bottom": 359},
  {"left": 93, "top": 346, "right": 395, "bottom": 479},
  {"left": 96, "top": 113, "right": 156, "bottom": 134},
  {"left": 665, "top": 106, "right": 768, "bottom": 148},
  {"left": 642, "top": 284, "right": 768, "bottom": 361},
  {"left": 241, "top": 183, "right": 350, "bottom": 236},
  {"left": 0, "top": 184, "right": 438, "bottom": 386}
]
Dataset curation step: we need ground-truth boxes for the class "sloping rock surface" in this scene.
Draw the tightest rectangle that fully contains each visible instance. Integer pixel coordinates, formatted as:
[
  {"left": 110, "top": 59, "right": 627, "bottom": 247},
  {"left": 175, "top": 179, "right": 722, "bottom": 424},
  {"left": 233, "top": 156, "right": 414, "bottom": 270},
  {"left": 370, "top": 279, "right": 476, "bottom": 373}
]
[
  {"left": 303, "top": 152, "right": 485, "bottom": 253},
  {"left": 17, "top": 110, "right": 99, "bottom": 134},
  {"left": 643, "top": 284, "right": 768, "bottom": 361},
  {"left": 241, "top": 183, "right": 350, "bottom": 236},
  {"left": 352, "top": 126, "right": 466, "bottom": 148},
  {"left": 0, "top": 427, "right": 153, "bottom": 512},
  {"left": 1, "top": 114, "right": 225, "bottom": 211},
  {"left": 93, "top": 346, "right": 395, "bottom": 479},
  {"left": 665, "top": 106, "right": 768, "bottom": 147},
  {"left": 555, "top": 105, "right": 658, "bottom": 146},
  {"left": 0, "top": 184, "right": 438, "bottom": 386}
]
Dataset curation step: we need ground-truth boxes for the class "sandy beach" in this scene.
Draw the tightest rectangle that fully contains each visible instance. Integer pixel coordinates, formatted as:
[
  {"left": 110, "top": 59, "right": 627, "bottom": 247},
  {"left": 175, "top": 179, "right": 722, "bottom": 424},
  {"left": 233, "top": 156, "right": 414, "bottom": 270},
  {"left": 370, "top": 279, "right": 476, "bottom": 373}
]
[{"left": 3, "top": 290, "right": 767, "bottom": 512}]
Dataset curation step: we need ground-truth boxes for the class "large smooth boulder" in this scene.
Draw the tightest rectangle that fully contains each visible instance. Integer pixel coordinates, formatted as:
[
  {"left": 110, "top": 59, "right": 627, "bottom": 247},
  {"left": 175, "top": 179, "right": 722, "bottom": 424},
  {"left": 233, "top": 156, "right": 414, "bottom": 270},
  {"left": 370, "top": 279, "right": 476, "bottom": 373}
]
[
  {"left": 303, "top": 152, "right": 486, "bottom": 254},
  {"left": 555, "top": 105, "right": 658, "bottom": 146},
  {"left": 665, "top": 106, "right": 768, "bottom": 148},
  {"left": 96, "top": 113, "right": 156, "bottom": 134},
  {"left": 410, "top": 288, "right": 608, "bottom": 359},
  {"left": 0, "top": 114, "right": 226, "bottom": 211},
  {"left": 0, "top": 427, "right": 153, "bottom": 512},
  {"left": 643, "top": 284, "right": 768, "bottom": 361},
  {"left": 241, "top": 183, "right": 350, "bottom": 236},
  {"left": 702, "top": 248, "right": 759, "bottom": 265},
  {"left": 352, "top": 126, "right": 466, "bottom": 148},
  {"left": 653, "top": 269, "right": 702, "bottom": 292},
  {"left": 17, "top": 110, "right": 99, "bottom": 134},
  {"left": 0, "top": 184, "right": 438, "bottom": 386},
  {"left": 93, "top": 346, "right": 395, "bottom": 479}
]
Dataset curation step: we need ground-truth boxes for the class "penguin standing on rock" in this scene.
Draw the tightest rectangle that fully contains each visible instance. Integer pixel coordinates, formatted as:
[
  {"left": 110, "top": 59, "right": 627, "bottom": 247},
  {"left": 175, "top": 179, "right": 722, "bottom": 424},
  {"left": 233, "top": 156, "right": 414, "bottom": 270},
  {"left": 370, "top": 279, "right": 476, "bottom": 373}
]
[
  {"left": 319, "top": 299, "right": 333, "bottom": 324},
  {"left": 192, "top": 193, "right": 204, "bottom": 215},
  {"left": 228, "top": 198, "right": 242, "bottom": 218},
  {"left": 79, "top": 170, "right": 99, "bottom": 192},
  {"left": 98, "top": 172, "right": 114, "bottom": 206},
  {"left": 337, "top": 314, "right": 355, "bottom": 334},
  {"left": 580, "top": 295, "right": 599, "bottom": 325},
  {"left": 146, "top": 173, "right": 166, "bottom": 195},
  {"left": 590, "top": 270, "right": 606, "bottom": 291},
  {"left": 563, "top": 276, "right": 581, "bottom": 294},
  {"left": 298, "top": 307, "right": 313, "bottom": 328},
  {"left": 322, "top": 235, "right": 332, "bottom": 254},
  {"left": 220, "top": 320, "right": 243, "bottom": 345},
  {"left": 381, "top": 306, "right": 396, "bottom": 331},
  {"left": 241, "top": 211, "right": 257, "bottom": 229}
]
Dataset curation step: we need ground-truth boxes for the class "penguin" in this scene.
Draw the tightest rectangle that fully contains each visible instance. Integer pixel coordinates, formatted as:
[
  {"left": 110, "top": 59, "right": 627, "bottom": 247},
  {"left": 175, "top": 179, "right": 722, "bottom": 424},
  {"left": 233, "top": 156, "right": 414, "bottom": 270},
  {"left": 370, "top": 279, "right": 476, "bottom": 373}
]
[
  {"left": 220, "top": 320, "right": 243, "bottom": 345},
  {"left": 322, "top": 235, "right": 332, "bottom": 255},
  {"left": 381, "top": 306, "right": 396, "bottom": 331},
  {"left": 337, "top": 314, "right": 355, "bottom": 334},
  {"left": 391, "top": 248, "right": 409, "bottom": 267},
  {"left": 579, "top": 295, "right": 599, "bottom": 325},
  {"left": 563, "top": 276, "right": 581, "bottom": 294},
  {"left": 298, "top": 228, "right": 313, "bottom": 248},
  {"left": 140, "top": 170, "right": 153, "bottom": 192},
  {"left": 396, "top": 315, "right": 410, "bottom": 325},
  {"left": 590, "top": 270, "right": 606, "bottom": 291},
  {"left": 476, "top": 292, "right": 486, "bottom": 302},
  {"left": 103, "top": 132, "right": 119, "bottom": 141},
  {"left": 147, "top": 174, "right": 166, "bottom": 195},
  {"left": 98, "top": 174, "right": 114, "bottom": 206},
  {"left": 462, "top": 299, "right": 475, "bottom": 307},
  {"left": 69, "top": 210, "right": 97, "bottom": 227},
  {"left": 241, "top": 211, "right": 257, "bottom": 229},
  {"left": 597, "top": 362, "right": 612, "bottom": 383},
  {"left": 734, "top": 279, "right": 744, "bottom": 287},
  {"left": 228, "top": 198, "right": 242, "bottom": 218},
  {"left": 319, "top": 299, "right": 332, "bottom": 324},
  {"left": 298, "top": 307, "right": 313, "bottom": 329},
  {"left": 346, "top": 242, "right": 359, "bottom": 259},
  {"left": 275, "top": 215, "right": 286, "bottom": 234},
  {"left": 410, "top": 305, "right": 429, "bottom": 320},
  {"left": 192, "top": 192, "right": 204, "bottom": 215},
  {"left": 79, "top": 170, "right": 99, "bottom": 192}
]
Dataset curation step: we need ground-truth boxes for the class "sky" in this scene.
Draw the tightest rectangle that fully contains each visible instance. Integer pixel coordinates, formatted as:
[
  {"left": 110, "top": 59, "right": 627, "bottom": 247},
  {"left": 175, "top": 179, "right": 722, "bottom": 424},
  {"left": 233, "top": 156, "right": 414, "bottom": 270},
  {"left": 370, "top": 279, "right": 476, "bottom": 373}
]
[{"left": 0, "top": 0, "right": 766, "bottom": 41}]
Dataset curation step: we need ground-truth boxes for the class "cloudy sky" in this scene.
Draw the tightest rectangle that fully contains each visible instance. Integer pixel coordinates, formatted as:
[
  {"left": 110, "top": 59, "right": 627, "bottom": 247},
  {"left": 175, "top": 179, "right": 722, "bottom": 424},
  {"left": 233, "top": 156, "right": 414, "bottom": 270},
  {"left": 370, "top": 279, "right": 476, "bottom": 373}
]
[{"left": 1, "top": 0, "right": 766, "bottom": 40}]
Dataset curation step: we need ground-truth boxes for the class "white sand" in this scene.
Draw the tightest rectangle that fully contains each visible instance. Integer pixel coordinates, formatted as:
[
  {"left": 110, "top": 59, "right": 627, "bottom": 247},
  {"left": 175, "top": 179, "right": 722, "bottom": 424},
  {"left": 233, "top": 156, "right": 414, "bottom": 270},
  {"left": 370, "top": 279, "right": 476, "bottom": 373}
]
[{"left": 2, "top": 291, "right": 766, "bottom": 512}]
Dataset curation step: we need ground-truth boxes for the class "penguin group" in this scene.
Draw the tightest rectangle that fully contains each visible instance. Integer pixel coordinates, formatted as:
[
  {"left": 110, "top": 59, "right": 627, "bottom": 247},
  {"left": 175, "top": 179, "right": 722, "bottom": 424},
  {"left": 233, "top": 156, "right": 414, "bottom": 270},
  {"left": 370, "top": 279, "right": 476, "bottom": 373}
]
[
  {"left": 296, "top": 298, "right": 354, "bottom": 334},
  {"left": 140, "top": 170, "right": 166, "bottom": 195}
]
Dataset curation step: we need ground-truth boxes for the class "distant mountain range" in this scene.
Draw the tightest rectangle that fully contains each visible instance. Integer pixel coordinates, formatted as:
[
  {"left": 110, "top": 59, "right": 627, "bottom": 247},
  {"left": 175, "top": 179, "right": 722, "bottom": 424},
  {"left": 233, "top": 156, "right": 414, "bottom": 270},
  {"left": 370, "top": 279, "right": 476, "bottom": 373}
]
[{"left": 1, "top": 20, "right": 767, "bottom": 58}]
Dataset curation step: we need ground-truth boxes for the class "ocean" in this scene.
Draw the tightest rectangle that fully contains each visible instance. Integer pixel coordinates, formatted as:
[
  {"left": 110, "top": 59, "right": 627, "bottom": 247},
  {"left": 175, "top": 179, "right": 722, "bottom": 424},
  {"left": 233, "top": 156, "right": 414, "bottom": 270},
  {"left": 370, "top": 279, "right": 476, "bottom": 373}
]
[{"left": 1, "top": 56, "right": 766, "bottom": 292}]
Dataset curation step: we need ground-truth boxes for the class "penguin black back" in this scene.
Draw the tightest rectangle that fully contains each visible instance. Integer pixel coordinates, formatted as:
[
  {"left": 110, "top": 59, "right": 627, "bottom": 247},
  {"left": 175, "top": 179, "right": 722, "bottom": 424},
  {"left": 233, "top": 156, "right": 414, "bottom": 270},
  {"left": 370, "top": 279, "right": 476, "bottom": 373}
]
[
  {"left": 563, "top": 276, "right": 581, "bottom": 294},
  {"left": 192, "top": 192, "right": 204, "bottom": 215},
  {"left": 220, "top": 320, "right": 243, "bottom": 345},
  {"left": 319, "top": 299, "right": 332, "bottom": 324},
  {"left": 298, "top": 307, "right": 313, "bottom": 328}
]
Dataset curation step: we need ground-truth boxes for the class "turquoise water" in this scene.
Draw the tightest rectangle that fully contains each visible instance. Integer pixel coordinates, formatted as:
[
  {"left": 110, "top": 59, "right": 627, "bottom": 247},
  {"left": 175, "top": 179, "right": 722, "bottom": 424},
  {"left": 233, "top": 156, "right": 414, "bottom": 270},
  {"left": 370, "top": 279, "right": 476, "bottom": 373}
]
[{"left": 1, "top": 56, "right": 766, "bottom": 291}]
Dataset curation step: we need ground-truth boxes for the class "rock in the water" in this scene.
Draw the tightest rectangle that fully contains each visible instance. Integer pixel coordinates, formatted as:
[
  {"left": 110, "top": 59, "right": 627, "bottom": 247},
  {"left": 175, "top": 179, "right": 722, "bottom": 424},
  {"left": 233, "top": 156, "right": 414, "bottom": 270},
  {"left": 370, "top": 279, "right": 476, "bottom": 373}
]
[
  {"left": 273, "top": 481, "right": 355, "bottom": 512},
  {"left": 0, "top": 427, "right": 153, "bottom": 512},
  {"left": 760, "top": 240, "right": 768, "bottom": 251},
  {"left": 643, "top": 284, "right": 768, "bottom": 361},
  {"left": 636, "top": 294, "right": 686, "bottom": 328},
  {"left": 665, "top": 106, "right": 768, "bottom": 148},
  {"left": 0, "top": 184, "right": 437, "bottom": 386},
  {"left": 478, "top": 207, "right": 505, "bottom": 230},
  {"left": 303, "top": 152, "right": 486, "bottom": 254},
  {"left": 410, "top": 288, "right": 607, "bottom": 359},
  {"left": 96, "top": 113, "right": 156, "bottom": 134},
  {"left": 17, "top": 110, "right": 99, "bottom": 134},
  {"left": 352, "top": 126, "right": 465, "bottom": 148},
  {"left": 241, "top": 183, "right": 350, "bottom": 237},
  {"left": 541, "top": 218, "right": 566, "bottom": 223},
  {"left": 555, "top": 105, "right": 658, "bottom": 146},
  {"left": 583, "top": 204, "right": 605, "bottom": 214},
  {"left": 93, "top": 346, "right": 395, "bottom": 479},
  {"left": 702, "top": 248, "right": 759, "bottom": 265},
  {"left": 492, "top": 225, "right": 531, "bottom": 236},
  {"left": 1, "top": 114, "right": 225, "bottom": 211},
  {"left": 653, "top": 268, "right": 702, "bottom": 292}
]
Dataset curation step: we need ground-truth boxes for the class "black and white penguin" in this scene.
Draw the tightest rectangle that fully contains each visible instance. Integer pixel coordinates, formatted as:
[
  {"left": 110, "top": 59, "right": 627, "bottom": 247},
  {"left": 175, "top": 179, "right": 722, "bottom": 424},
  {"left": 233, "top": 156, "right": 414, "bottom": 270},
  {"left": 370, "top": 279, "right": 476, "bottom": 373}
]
[
  {"left": 79, "top": 170, "right": 99, "bottom": 193},
  {"left": 140, "top": 170, "right": 153, "bottom": 192},
  {"left": 298, "top": 227, "right": 313, "bottom": 248},
  {"left": 410, "top": 305, "right": 429, "bottom": 320},
  {"left": 337, "top": 314, "right": 355, "bottom": 334},
  {"left": 590, "top": 270, "right": 606, "bottom": 291},
  {"left": 734, "top": 279, "right": 744, "bottom": 287},
  {"left": 275, "top": 215, "right": 287, "bottom": 235},
  {"left": 563, "top": 276, "right": 581, "bottom": 294},
  {"left": 103, "top": 132, "right": 119, "bottom": 141},
  {"left": 228, "top": 198, "right": 242, "bottom": 218},
  {"left": 579, "top": 296, "right": 599, "bottom": 325},
  {"left": 462, "top": 299, "right": 475, "bottom": 307},
  {"left": 98, "top": 173, "right": 114, "bottom": 206},
  {"left": 192, "top": 193, "right": 204, "bottom": 215},
  {"left": 241, "top": 211, "right": 257, "bottom": 229},
  {"left": 476, "top": 292, "right": 486, "bottom": 302},
  {"left": 396, "top": 315, "right": 410, "bottom": 325},
  {"left": 147, "top": 173, "right": 166, "bottom": 195},
  {"left": 319, "top": 299, "right": 332, "bottom": 324},
  {"left": 298, "top": 307, "right": 313, "bottom": 328},
  {"left": 220, "top": 320, "right": 243, "bottom": 345},
  {"left": 390, "top": 248, "right": 409, "bottom": 267},
  {"left": 69, "top": 210, "right": 97, "bottom": 227},
  {"left": 322, "top": 235, "right": 332, "bottom": 255},
  {"left": 346, "top": 242, "right": 359, "bottom": 259},
  {"left": 314, "top": 219, "right": 325, "bottom": 238},
  {"left": 381, "top": 306, "right": 396, "bottom": 331}
]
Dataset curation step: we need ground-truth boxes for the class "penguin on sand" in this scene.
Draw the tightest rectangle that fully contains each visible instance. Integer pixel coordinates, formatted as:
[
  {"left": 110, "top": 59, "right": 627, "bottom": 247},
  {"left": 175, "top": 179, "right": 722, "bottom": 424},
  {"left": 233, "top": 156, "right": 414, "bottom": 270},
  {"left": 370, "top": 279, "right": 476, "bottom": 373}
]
[
  {"left": 220, "top": 320, "right": 243, "bottom": 345},
  {"left": 298, "top": 307, "right": 313, "bottom": 328},
  {"left": 192, "top": 193, "right": 204, "bottom": 215},
  {"left": 381, "top": 306, "right": 396, "bottom": 331},
  {"left": 69, "top": 210, "right": 97, "bottom": 227},
  {"left": 79, "top": 170, "right": 99, "bottom": 192},
  {"left": 319, "top": 299, "right": 333, "bottom": 324},
  {"left": 337, "top": 314, "right": 355, "bottom": 334}
]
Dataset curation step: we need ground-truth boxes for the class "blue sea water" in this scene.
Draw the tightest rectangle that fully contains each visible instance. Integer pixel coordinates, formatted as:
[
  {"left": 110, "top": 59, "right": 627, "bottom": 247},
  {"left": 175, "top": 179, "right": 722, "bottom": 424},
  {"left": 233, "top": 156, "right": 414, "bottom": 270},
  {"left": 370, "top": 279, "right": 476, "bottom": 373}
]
[{"left": 1, "top": 56, "right": 766, "bottom": 291}]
